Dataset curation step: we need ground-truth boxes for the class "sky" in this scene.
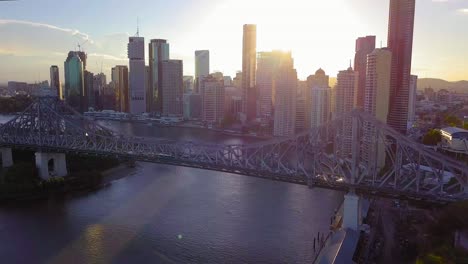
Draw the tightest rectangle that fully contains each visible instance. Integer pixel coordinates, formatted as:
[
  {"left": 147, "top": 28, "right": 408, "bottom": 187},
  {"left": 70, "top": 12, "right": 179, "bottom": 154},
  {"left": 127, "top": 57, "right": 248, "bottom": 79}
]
[{"left": 0, "top": 0, "right": 467, "bottom": 84}]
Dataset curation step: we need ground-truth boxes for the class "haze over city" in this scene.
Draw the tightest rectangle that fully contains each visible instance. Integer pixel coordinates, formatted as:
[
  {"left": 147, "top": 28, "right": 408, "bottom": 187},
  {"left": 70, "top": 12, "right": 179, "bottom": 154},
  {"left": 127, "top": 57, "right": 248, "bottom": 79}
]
[{"left": 0, "top": 0, "right": 467, "bottom": 84}]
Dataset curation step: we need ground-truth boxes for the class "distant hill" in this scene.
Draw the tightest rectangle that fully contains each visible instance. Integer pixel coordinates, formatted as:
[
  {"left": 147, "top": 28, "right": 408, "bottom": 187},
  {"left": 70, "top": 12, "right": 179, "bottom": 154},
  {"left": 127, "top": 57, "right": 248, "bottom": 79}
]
[{"left": 418, "top": 78, "right": 468, "bottom": 93}]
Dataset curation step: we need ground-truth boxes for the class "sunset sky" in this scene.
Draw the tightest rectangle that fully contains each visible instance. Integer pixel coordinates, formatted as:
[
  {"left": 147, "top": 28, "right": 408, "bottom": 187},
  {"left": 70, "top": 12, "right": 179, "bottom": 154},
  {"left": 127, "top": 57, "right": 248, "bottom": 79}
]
[{"left": 0, "top": 0, "right": 467, "bottom": 84}]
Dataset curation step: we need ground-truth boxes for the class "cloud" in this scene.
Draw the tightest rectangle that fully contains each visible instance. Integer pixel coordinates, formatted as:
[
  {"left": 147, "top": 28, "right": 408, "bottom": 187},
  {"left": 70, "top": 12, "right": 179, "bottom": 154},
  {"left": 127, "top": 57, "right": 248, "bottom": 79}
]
[
  {"left": 0, "top": 19, "right": 93, "bottom": 43},
  {"left": 88, "top": 53, "right": 127, "bottom": 61},
  {"left": 458, "top": 8, "right": 468, "bottom": 14}
]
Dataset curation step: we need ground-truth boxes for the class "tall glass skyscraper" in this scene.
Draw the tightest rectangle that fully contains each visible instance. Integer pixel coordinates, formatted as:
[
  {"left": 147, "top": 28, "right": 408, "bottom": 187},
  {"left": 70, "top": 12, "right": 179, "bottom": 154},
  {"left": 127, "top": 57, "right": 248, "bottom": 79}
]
[
  {"left": 242, "top": 24, "right": 257, "bottom": 122},
  {"left": 387, "top": 0, "right": 416, "bottom": 135},
  {"left": 50, "top": 65, "right": 60, "bottom": 98},
  {"left": 64, "top": 51, "right": 85, "bottom": 112},
  {"left": 128, "top": 36, "right": 146, "bottom": 114},
  {"left": 354, "top": 36, "right": 376, "bottom": 109},
  {"left": 148, "top": 39, "right": 169, "bottom": 113},
  {"left": 195, "top": 50, "right": 210, "bottom": 93}
]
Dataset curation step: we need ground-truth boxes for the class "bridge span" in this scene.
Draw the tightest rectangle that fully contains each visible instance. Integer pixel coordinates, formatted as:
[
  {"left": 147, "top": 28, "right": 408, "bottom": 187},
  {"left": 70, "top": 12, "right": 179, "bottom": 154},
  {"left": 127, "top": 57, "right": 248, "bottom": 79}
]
[{"left": 0, "top": 98, "right": 467, "bottom": 230}]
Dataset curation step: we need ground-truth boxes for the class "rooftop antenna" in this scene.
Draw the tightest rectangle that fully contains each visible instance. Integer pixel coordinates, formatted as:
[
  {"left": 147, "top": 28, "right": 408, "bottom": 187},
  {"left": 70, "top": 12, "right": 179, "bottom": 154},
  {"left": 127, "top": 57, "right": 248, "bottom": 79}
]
[{"left": 136, "top": 17, "right": 140, "bottom": 37}]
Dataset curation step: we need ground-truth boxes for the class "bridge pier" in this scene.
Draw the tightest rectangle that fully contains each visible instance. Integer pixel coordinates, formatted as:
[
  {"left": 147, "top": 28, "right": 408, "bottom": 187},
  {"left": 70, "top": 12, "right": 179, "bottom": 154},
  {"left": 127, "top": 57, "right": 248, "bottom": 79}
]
[
  {"left": 342, "top": 192, "right": 362, "bottom": 231},
  {"left": 0, "top": 148, "right": 13, "bottom": 168},
  {"left": 35, "top": 152, "right": 67, "bottom": 180}
]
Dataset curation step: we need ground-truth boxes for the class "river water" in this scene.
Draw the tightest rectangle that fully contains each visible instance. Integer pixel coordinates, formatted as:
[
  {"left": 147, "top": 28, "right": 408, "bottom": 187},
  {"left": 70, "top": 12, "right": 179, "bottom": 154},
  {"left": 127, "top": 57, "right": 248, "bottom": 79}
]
[{"left": 0, "top": 118, "right": 343, "bottom": 264}]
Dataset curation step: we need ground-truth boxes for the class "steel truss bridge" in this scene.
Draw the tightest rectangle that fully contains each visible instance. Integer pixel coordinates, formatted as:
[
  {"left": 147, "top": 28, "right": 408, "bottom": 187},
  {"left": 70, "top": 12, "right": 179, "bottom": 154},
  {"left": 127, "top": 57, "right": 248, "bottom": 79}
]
[{"left": 0, "top": 97, "right": 467, "bottom": 203}]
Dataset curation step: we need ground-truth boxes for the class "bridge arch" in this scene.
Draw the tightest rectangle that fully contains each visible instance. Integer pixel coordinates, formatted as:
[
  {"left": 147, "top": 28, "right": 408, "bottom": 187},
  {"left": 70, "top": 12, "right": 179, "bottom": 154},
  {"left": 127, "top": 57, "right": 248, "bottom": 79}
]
[{"left": 35, "top": 152, "right": 68, "bottom": 180}]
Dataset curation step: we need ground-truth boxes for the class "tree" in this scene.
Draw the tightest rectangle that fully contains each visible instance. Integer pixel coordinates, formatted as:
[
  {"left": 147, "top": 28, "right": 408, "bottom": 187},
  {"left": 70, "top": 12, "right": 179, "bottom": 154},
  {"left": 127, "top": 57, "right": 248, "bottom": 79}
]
[
  {"left": 444, "top": 115, "right": 462, "bottom": 127},
  {"left": 422, "top": 129, "right": 442, "bottom": 146},
  {"left": 463, "top": 123, "right": 468, "bottom": 130}
]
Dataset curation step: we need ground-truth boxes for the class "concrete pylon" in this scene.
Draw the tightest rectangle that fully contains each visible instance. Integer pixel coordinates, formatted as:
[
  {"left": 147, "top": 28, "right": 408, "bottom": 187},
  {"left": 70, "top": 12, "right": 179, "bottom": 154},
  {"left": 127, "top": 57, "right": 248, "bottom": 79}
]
[
  {"left": 35, "top": 152, "right": 68, "bottom": 180},
  {"left": 0, "top": 148, "right": 13, "bottom": 168},
  {"left": 342, "top": 193, "right": 361, "bottom": 231}
]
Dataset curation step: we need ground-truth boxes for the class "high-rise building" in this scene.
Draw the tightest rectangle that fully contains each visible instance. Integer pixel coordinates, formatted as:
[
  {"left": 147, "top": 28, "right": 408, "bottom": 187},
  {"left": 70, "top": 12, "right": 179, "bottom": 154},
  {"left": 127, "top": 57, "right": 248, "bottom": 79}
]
[
  {"left": 256, "top": 50, "right": 293, "bottom": 120},
  {"left": 183, "top": 76, "right": 194, "bottom": 93},
  {"left": 363, "top": 48, "right": 392, "bottom": 170},
  {"left": 50, "top": 65, "right": 60, "bottom": 98},
  {"left": 112, "top": 65, "right": 129, "bottom": 113},
  {"left": 233, "top": 72, "right": 242, "bottom": 89},
  {"left": 407, "top": 75, "right": 418, "bottom": 129},
  {"left": 148, "top": 39, "right": 170, "bottom": 113},
  {"left": 387, "top": 0, "right": 416, "bottom": 134},
  {"left": 93, "top": 73, "right": 107, "bottom": 110},
  {"left": 64, "top": 51, "right": 85, "bottom": 112},
  {"left": 128, "top": 36, "right": 146, "bottom": 114},
  {"left": 335, "top": 67, "right": 359, "bottom": 157},
  {"left": 161, "top": 60, "right": 184, "bottom": 116},
  {"left": 195, "top": 50, "right": 210, "bottom": 93},
  {"left": 242, "top": 24, "right": 257, "bottom": 121},
  {"left": 201, "top": 75, "right": 225, "bottom": 125},
  {"left": 295, "top": 97, "right": 306, "bottom": 133},
  {"left": 354, "top": 36, "right": 376, "bottom": 109},
  {"left": 274, "top": 66, "right": 297, "bottom": 137},
  {"left": 307, "top": 69, "right": 331, "bottom": 128},
  {"left": 84, "top": 70, "right": 94, "bottom": 111}
]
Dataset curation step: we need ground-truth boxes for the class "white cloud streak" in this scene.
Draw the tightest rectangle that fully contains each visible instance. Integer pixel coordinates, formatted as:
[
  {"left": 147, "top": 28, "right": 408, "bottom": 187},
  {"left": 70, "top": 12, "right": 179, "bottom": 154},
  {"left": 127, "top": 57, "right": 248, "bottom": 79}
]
[{"left": 0, "top": 19, "right": 93, "bottom": 43}]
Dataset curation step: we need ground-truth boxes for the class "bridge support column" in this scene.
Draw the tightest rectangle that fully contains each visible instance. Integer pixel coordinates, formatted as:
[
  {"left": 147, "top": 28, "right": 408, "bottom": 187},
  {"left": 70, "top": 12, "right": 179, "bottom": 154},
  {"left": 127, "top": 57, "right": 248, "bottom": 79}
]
[
  {"left": 0, "top": 148, "right": 13, "bottom": 168},
  {"left": 342, "top": 193, "right": 361, "bottom": 231},
  {"left": 35, "top": 152, "right": 68, "bottom": 180}
]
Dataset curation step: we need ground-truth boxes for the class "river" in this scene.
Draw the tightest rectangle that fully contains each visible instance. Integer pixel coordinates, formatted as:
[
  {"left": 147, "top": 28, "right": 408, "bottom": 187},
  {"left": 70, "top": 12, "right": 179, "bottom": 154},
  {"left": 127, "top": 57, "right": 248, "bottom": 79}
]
[{"left": 0, "top": 117, "right": 344, "bottom": 263}]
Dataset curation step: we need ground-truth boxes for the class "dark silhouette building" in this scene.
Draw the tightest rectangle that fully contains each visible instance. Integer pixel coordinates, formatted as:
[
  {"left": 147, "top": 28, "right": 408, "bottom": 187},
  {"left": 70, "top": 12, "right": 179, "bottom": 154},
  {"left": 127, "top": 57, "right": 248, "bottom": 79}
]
[{"left": 354, "top": 36, "right": 375, "bottom": 109}]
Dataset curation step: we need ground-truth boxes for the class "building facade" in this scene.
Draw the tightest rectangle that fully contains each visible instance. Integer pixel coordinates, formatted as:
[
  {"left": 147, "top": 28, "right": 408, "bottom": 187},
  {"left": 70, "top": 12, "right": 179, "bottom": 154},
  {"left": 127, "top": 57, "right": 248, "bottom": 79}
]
[
  {"left": 112, "top": 65, "right": 129, "bottom": 113},
  {"left": 407, "top": 75, "right": 418, "bottom": 129},
  {"left": 64, "top": 51, "right": 85, "bottom": 112},
  {"left": 201, "top": 76, "right": 225, "bottom": 125},
  {"left": 335, "top": 67, "right": 359, "bottom": 157},
  {"left": 50, "top": 65, "right": 60, "bottom": 98},
  {"left": 195, "top": 50, "right": 210, "bottom": 93},
  {"left": 242, "top": 24, "right": 257, "bottom": 122},
  {"left": 354, "top": 36, "right": 376, "bottom": 109},
  {"left": 307, "top": 69, "right": 331, "bottom": 128},
  {"left": 161, "top": 60, "right": 184, "bottom": 116},
  {"left": 128, "top": 36, "right": 146, "bottom": 114},
  {"left": 148, "top": 39, "right": 170, "bottom": 113},
  {"left": 274, "top": 67, "right": 297, "bottom": 137},
  {"left": 387, "top": 0, "right": 416, "bottom": 134},
  {"left": 363, "top": 48, "right": 392, "bottom": 170}
]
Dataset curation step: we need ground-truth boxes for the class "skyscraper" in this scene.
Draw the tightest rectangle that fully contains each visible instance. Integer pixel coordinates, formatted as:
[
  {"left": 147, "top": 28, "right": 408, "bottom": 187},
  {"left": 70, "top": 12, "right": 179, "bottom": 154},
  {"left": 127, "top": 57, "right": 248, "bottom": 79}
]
[
  {"left": 64, "top": 51, "right": 85, "bottom": 112},
  {"left": 195, "top": 50, "right": 210, "bottom": 93},
  {"left": 274, "top": 66, "right": 297, "bottom": 137},
  {"left": 335, "top": 67, "right": 359, "bottom": 157},
  {"left": 354, "top": 36, "right": 376, "bottom": 109},
  {"left": 387, "top": 0, "right": 416, "bottom": 134},
  {"left": 50, "top": 65, "right": 60, "bottom": 98},
  {"left": 307, "top": 69, "right": 331, "bottom": 128},
  {"left": 93, "top": 73, "right": 107, "bottom": 110},
  {"left": 242, "top": 24, "right": 257, "bottom": 122},
  {"left": 407, "top": 75, "right": 418, "bottom": 129},
  {"left": 161, "top": 60, "right": 184, "bottom": 116},
  {"left": 112, "top": 65, "right": 129, "bottom": 113},
  {"left": 201, "top": 75, "right": 225, "bottom": 125},
  {"left": 148, "top": 39, "right": 170, "bottom": 113},
  {"left": 128, "top": 36, "right": 146, "bottom": 114},
  {"left": 363, "top": 48, "right": 392, "bottom": 170},
  {"left": 84, "top": 70, "right": 94, "bottom": 111},
  {"left": 256, "top": 50, "right": 293, "bottom": 120}
]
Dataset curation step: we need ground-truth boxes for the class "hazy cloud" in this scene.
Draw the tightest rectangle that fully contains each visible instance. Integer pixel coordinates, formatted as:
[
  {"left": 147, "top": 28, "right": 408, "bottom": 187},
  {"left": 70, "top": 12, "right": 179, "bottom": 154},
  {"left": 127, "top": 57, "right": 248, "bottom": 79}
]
[{"left": 458, "top": 8, "right": 468, "bottom": 14}]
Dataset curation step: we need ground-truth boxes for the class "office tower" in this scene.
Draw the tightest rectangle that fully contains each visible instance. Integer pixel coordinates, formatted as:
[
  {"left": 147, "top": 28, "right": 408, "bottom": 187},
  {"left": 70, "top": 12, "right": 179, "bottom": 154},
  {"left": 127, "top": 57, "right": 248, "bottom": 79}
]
[
  {"left": 363, "top": 48, "right": 392, "bottom": 170},
  {"left": 242, "top": 24, "right": 257, "bottom": 121},
  {"left": 183, "top": 93, "right": 202, "bottom": 120},
  {"left": 335, "top": 67, "right": 359, "bottom": 157},
  {"left": 233, "top": 72, "right": 242, "bottom": 89},
  {"left": 201, "top": 75, "right": 225, "bottom": 125},
  {"left": 64, "top": 51, "right": 85, "bottom": 112},
  {"left": 387, "top": 0, "right": 416, "bottom": 134},
  {"left": 307, "top": 69, "right": 331, "bottom": 128},
  {"left": 128, "top": 36, "right": 146, "bottom": 114},
  {"left": 50, "top": 66, "right": 60, "bottom": 98},
  {"left": 295, "top": 97, "right": 306, "bottom": 132},
  {"left": 148, "top": 39, "right": 170, "bottom": 113},
  {"left": 195, "top": 50, "right": 210, "bottom": 93},
  {"left": 224, "top": 76, "right": 232, "bottom": 86},
  {"left": 407, "top": 75, "right": 418, "bottom": 129},
  {"left": 183, "top": 76, "right": 194, "bottom": 93},
  {"left": 84, "top": 70, "right": 94, "bottom": 111},
  {"left": 256, "top": 50, "right": 293, "bottom": 120},
  {"left": 161, "top": 60, "right": 184, "bottom": 116},
  {"left": 354, "top": 36, "right": 376, "bottom": 109},
  {"left": 211, "top": 72, "right": 224, "bottom": 82},
  {"left": 112, "top": 65, "right": 129, "bottom": 112},
  {"left": 274, "top": 66, "right": 297, "bottom": 137},
  {"left": 93, "top": 73, "right": 106, "bottom": 110}
]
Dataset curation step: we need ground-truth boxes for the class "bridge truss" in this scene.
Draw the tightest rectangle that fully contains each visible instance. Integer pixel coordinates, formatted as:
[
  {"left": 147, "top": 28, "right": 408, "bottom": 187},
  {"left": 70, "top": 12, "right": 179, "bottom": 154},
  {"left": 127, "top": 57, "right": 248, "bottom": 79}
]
[{"left": 0, "top": 98, "right": 467, "bottom": 202}]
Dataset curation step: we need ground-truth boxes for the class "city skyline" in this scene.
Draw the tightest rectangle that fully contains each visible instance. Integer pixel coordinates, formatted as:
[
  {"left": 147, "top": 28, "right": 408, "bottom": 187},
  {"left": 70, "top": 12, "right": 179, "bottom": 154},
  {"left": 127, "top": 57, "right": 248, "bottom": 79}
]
[{"left": 1, "top": 0, "right": 468, "bottom": 84}]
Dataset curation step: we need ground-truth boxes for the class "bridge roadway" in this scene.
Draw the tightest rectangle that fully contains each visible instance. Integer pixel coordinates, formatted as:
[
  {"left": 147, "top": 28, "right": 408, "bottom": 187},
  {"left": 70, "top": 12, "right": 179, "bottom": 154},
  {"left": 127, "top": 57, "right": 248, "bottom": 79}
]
[{"left": 0, "top": 97, "right": 467, "bottom": 204}]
